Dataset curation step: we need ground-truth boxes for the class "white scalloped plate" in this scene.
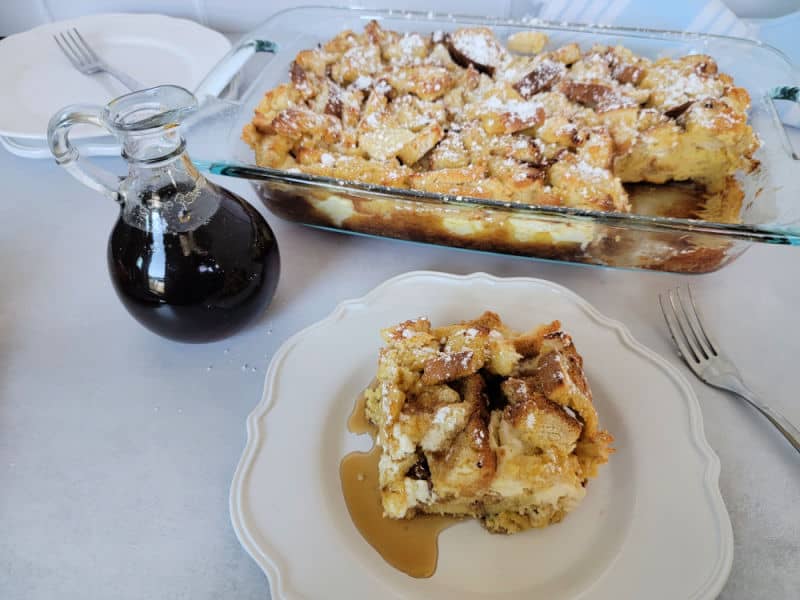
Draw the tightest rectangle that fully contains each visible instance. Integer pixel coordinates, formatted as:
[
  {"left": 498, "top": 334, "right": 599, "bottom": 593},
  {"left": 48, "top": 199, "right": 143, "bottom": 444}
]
[{"left": 230, "top": 271, "right": 732, "bottom": 599}]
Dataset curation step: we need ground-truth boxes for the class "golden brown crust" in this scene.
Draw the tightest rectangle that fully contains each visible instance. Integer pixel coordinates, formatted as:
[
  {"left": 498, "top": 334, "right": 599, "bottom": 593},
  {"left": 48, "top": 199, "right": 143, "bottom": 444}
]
[
  {"left": 500, "top": 381, "right": 583, "bottom": 452},
  {"left": 511, "top": 320, "right": 562, "bottom": 357},
  {"left": 421, "top": 350, "right": 483, "bottom": 385}
]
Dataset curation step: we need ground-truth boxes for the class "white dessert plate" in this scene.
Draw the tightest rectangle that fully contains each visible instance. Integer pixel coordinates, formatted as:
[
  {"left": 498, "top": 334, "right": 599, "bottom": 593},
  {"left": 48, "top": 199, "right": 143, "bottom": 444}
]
[
  {"left": 231, "top": 271, "right": 732, "bottom": 599},
  {"left": 0, "top": 13, "right": 230, "bottom": 141}
]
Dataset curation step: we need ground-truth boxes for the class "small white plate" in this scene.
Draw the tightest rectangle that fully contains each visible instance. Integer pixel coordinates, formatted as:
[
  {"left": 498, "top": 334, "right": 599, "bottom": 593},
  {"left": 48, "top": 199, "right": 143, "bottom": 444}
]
[
  {"left": 0, "top": 13, "right": 230, "bottom": 141},
  {"left": 231, "top": 271, "right": 732, "bottom": 600}
]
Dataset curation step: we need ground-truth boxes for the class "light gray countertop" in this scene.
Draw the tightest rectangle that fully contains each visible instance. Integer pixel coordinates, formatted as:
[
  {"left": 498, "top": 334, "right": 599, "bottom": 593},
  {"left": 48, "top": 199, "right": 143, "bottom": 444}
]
[{"left": 1, "top": 147, "right": 798, "bottom": 599}]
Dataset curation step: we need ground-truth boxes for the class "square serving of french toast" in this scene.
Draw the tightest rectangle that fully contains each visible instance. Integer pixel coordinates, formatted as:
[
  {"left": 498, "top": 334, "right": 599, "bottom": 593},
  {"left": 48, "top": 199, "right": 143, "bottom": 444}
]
[{"left": 364, "top": 311, "right": 613, "bottom": 534}]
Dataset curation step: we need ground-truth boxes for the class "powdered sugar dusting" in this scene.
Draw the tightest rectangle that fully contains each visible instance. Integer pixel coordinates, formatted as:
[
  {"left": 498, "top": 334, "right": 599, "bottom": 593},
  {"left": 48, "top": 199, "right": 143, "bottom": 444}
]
[
  {"left": 374, "top": 79, "right": 391, "bottom": 95},
  {"left": 452, "top": 30, "right": 504, "bottom": 69},
  {"left": 353, "top": 75, "right": 373, "bottom": 90},
  {"left": 483, "top": 96, "right": 543, "bottom": 121},
  {"left": 575, "top": 160, "right": 609, "bottom": 181},
  {"left": 399, "top": 33, "right": 426, "bottom": 55},
  {"left": 657, "top": 69, "right": 722, "bottom": 109}
]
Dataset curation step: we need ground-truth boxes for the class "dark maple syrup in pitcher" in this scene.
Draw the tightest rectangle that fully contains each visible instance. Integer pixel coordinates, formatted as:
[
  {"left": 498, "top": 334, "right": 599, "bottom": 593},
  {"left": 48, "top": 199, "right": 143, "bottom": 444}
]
[{"left": 108, "top": 180, "right": 279, "bottom": 343}]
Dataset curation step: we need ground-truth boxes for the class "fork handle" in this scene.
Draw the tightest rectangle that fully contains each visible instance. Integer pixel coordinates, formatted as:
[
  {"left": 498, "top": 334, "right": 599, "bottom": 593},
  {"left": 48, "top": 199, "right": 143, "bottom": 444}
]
[
  {"left": 727, "top": 379, "right": 800, "bottom": 454},
  {"left": 103, "top": 65, "right": 144, "bottom": 92}
]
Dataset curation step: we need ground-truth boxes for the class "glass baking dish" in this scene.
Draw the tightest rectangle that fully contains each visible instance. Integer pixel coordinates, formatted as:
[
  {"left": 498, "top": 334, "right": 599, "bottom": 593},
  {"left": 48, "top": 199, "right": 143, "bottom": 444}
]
[{"left": 185, "top": 6, "right": 800, "bottom": 273}]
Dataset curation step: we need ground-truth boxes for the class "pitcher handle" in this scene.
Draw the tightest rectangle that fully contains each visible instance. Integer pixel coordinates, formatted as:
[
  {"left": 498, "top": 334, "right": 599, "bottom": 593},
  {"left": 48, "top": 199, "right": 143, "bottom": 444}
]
[{"left": 47, "top": 104, "right": 121, "bottom": 201}]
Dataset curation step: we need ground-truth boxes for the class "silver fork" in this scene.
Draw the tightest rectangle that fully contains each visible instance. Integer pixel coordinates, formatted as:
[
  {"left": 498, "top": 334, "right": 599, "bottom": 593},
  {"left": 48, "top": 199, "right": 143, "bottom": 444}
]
[
  {"left": 53, "top": 28, "right": 143, "bottom": 92},
  {"left": 660, "top": 287, "right": 800, "bottom": 453}
]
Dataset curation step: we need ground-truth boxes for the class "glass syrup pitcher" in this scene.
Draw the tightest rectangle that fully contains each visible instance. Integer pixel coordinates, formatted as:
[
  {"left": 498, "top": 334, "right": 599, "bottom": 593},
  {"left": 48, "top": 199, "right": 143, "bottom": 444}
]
[{"left": 48, "top": 85, "right": 280, "bottom": 343}]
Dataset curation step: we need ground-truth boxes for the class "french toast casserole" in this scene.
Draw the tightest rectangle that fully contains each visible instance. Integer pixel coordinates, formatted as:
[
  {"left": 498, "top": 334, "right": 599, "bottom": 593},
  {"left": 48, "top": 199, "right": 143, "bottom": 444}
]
[
  {"left": 243, "top": 21, "right": 761, "bottom": 271},
  {"left": 362, "top": 312, "right": 613, "bottom": 534}
]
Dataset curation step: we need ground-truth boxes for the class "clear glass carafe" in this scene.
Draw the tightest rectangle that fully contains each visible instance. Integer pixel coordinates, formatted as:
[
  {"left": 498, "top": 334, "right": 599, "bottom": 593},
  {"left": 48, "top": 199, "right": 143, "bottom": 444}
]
[{"left": 48, "top": 86, "right": 280, "bottom": 342}]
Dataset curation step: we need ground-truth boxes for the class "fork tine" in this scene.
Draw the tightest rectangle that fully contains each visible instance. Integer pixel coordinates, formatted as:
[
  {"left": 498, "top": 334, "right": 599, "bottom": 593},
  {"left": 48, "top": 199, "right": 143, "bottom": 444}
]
[
  {"left": 65, "top": 29, "right": 91, "bottom": 64},
  {"left": 59, "top": 31, "right": 83, "bottom": 64},
  {"left": 72, "top": 28, "right": 99, "bottom": 61},
  {"left": 686, "top": 286, "right": 719, "bottom": 356},
  {"left": 659, "top": 293, "right": 700, "bottom": 371},
  {"left": 53, "top": 34, "right": 80, "bottom": 68},
  {"left": 675, "top": 287, "right": 712, "bottom": 360},
  {"left": 667, "top": 288, "right": 706, "bottom": 364}
]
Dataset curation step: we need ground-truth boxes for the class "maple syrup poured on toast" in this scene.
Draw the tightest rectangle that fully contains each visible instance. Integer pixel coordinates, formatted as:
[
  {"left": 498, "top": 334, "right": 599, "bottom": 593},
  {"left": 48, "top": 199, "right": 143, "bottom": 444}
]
[{"left": 339, "top": 389, "right": 460, "bottom": 578}]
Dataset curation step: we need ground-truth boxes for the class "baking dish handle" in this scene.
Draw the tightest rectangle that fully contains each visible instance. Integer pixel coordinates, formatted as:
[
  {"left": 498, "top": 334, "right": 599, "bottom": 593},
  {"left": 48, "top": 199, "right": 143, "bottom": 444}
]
[
  {"left": 768, "top": 85, "right": 800, "bottom": 161},
  {"left": 194, "top": 39, "right": 278, "bottom": 101}
]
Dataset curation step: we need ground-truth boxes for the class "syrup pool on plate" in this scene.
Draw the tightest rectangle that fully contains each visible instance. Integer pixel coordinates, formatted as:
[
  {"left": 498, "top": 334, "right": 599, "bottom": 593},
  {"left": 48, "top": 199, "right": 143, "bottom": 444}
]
[{"left": 339, "top": 389, "right": 461, "bottom": 578}]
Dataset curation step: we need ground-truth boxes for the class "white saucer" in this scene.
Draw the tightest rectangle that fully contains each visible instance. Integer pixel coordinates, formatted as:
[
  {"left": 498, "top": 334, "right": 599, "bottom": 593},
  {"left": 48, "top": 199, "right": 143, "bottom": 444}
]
[{"left": 0, "top": 13, "right": 230, "bottom": 143}]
